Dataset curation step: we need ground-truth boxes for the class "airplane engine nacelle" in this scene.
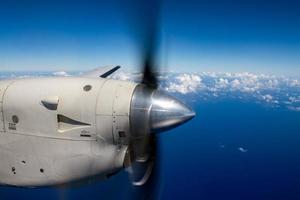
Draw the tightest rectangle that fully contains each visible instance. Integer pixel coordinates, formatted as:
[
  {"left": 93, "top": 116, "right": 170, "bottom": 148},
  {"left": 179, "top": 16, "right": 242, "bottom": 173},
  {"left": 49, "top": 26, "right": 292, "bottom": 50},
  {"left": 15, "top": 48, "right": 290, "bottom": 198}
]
[{"left": 0, "top": 77, "right": 137, "bottom": 186}]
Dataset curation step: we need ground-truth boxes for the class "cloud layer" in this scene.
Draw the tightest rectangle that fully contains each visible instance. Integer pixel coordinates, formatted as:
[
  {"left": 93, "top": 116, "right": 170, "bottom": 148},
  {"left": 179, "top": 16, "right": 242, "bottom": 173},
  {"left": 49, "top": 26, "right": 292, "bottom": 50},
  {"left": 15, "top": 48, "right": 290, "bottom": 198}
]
[
  {"left": 52, "top": 71, "right": 70, "bottom": 77},
  {"left": 165, "top": 74, "right": 202, "bottom": 94},
  {"left": 111, "top": 71, "right": 300, "bottom": 110},
  {"left": 1, "top": 71, "right": 300, "bottom": 111}
]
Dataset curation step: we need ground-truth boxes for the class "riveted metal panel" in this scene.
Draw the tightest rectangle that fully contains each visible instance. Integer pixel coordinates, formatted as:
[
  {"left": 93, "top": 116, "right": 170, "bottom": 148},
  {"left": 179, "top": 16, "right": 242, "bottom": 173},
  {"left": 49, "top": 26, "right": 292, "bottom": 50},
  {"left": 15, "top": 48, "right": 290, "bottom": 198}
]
[
  {"left": 113, "top": 116, "right": 130, "bottom": 146},
  {"left": 96, "top": 79, "right": 137, "bottom": 145}
]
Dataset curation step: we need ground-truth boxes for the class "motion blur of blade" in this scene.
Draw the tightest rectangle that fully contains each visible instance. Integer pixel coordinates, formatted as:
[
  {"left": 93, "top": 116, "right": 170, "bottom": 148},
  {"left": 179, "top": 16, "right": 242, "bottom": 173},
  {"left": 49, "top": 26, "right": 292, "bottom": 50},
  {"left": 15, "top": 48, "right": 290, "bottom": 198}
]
[
  {"left": 129, "top": 136, "right": 161, "bottom": 200},
  {"left": 120, "top": 0, "right": 162, "bottom": 199},
  {"left": 141, "top": 12, "right": 159, "bottom": 89},
  {"left": 121, "top": 0, "right": 161, "bottom": 88},
  {"left": 140, "top": 0, "right": 160, "bottom": 89}
]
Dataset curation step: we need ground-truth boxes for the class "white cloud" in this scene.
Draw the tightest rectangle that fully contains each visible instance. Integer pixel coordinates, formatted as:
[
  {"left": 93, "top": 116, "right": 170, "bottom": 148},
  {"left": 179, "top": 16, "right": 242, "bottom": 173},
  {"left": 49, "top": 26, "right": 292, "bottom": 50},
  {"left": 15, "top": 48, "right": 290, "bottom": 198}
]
[
  {"left": 108, "top": 71, "right": 300, "bottom": 98},
  {"left": 110, "top": 71, "right": 141, "bottom": 82},
  {"left": 231, "top": 79, "right": 241, "bottom": 88},
  {"left": 165, "top": 74, "right": 203, "bottom": 94},
  {"left": 108, "top": 71, "right": 300, "bottom": 111},
  {"left": 289, "top": 79, "right": 300, "bottom": 87},
  {"left": 289, "top": 96, "right": 300, "bottom": 103},
  {"left": 288, "top": 106, "right": 300, "bottom": 112},
  {"left": 238, "top": 147, "right": 248, "bottom": 153},
  {"left": 111, "top": 72, "right": 132, "bottom": 81},
  {"left": 215, "top": 78, "right": 229, "bottom": 89},
  {"left": 52, "top": 71, "right": 70, "bottom": 77},
  {"left": 261, "top": 94, "right": 273, "bottom": 102}
]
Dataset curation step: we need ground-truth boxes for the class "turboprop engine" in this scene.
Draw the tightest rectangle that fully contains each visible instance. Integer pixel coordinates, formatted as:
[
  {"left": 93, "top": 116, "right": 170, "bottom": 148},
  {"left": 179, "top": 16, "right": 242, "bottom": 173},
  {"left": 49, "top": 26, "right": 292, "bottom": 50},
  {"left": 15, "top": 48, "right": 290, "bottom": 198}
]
[{"left": 0, "top": 66, "right": 195, "bottom": 187}]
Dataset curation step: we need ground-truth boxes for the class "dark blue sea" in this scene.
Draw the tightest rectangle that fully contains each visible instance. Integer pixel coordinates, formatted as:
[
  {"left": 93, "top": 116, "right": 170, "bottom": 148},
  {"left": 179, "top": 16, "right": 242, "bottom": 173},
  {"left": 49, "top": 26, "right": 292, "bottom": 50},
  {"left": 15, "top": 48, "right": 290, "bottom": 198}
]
[{"left": 1, "top": 71, "right": 300, "bottom": 200}]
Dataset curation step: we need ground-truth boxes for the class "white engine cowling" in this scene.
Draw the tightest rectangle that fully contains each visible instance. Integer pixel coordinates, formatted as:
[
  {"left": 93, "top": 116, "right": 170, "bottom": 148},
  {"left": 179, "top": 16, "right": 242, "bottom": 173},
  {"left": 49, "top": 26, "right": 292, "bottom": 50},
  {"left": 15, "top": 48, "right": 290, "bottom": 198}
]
[{"left": 0, "top": 77, "right": 136, "bottom": 186}]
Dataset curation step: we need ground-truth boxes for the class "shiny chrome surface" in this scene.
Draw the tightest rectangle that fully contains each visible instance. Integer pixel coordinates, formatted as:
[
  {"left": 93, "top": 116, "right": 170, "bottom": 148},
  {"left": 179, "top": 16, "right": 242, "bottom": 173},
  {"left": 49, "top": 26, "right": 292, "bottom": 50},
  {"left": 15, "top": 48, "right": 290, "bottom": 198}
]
[{"left": 130, "top": 85, "right": 195, "bottom": 135}]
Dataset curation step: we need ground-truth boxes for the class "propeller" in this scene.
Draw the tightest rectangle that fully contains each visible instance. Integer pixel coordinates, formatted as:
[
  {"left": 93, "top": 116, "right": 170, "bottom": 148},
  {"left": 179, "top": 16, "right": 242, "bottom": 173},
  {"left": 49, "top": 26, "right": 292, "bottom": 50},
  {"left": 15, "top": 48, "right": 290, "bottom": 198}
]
[
  {"left": 121, "top": 0, "right": 162, "bottom": 198},
  {"left": 122, "top": 1, "right": 195, "bottom": 199}
]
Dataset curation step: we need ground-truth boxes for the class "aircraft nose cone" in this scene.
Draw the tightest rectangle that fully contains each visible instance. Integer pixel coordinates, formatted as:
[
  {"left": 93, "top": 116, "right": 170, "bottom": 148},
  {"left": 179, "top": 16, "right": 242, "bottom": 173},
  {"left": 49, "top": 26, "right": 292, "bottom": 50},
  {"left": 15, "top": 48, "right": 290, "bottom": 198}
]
[
  {"left": 130, "top": 85, "right": 195, "bottom": 135},
  {"left": 150, "top": 90, "right": 195, "bottom": 132}
]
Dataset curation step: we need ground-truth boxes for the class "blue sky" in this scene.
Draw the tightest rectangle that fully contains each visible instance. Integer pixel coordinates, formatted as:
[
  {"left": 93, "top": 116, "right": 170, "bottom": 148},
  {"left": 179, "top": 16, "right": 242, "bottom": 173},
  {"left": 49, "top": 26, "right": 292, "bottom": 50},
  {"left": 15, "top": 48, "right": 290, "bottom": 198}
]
[{"left": 0, "top": 0, "right": 299, "bottom": 75}]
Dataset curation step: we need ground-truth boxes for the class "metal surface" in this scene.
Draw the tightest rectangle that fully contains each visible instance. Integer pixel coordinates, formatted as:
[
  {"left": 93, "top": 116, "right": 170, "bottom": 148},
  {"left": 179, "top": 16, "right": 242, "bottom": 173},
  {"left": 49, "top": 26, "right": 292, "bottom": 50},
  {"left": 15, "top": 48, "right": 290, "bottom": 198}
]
[
  {"left": 130, "top": 85, "right": 195, "bottom": 135},
  {"left": 0, "top": 77, "right": 132, "bottom": 187}
]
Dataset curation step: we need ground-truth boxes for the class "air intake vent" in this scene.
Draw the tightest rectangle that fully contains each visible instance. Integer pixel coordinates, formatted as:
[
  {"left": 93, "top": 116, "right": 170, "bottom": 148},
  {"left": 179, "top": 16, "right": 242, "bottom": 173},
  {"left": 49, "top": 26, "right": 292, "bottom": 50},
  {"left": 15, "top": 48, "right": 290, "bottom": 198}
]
[{"left": 57, "top": 114, "right": 91, "bottom": 133}]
